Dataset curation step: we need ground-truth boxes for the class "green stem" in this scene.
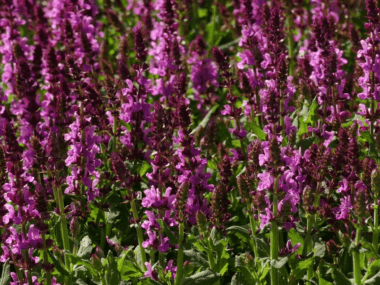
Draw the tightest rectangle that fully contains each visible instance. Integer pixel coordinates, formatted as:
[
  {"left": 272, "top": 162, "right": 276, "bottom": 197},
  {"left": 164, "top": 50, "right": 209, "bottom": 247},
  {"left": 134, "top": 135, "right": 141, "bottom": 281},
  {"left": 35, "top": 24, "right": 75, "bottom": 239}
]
[
  {"left": 42, "top": 233, "right": 51, "bottom": 284},
  {"left": 174, "top": 222, "right": 185, "bottom": 285},
  {"left": 373, "top": 204, "right": 379, "bottom": 253},
  {"left": 249, "top": 214, "right": 259, "bottom": 260},
  {"left": 305, "top": 215, "right": 314, "bottom": 283},
  {"left": 206, "top": 238, "right": 216, "bottom": 270},
  {"left": 150, "top": 249, "right": 156, "bottom": 265},
  {"left": 270, "top": 177, "right": 279, "bottom": 285},
  {"left": 130, "top": 196, "right": 147, "bottom": 270},
  {"left": 353, "top": 226, "right": 362, "bottom": 285},
  {"left": 14, "top": 265, "right": 23, "bottom": 283},
  {"left": 286, "top": 15, "right": 294, "bottom": 77},
  {"left": 53, "top": 186, "right": 72, "bottom": 283},
  {"left": 100, "top": 210, "right": 107, "bottom": 250}
]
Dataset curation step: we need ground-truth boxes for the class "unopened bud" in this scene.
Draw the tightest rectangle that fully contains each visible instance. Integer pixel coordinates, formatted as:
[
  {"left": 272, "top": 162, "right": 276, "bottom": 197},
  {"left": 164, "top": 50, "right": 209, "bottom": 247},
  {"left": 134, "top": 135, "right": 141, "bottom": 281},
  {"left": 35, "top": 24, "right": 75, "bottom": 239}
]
[
  {"left": 372, "top": 168, "right": 380, "bottom": 197},
  {"left": 196, "top": 210, "right": 207, "bottom": 234},
  {"left": 237, "top": 175, "right": 250, "bottom": 203}
]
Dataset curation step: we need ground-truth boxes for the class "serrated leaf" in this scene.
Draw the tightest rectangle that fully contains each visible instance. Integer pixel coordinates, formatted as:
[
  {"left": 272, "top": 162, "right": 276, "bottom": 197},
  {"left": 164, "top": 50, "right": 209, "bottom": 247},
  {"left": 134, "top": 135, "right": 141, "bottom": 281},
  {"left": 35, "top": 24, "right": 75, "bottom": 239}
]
[
  {"left": 183, "top": 269, "right": 221, "bottom": 285},
  {"left": 77, "top": 236, "right": 93, "bottom": 259},
  {"left": 245, "top": 122, "right": 267, "bottom": 140},
  {"left": 363, "top": 260, "right": 380, "bottom": 282},
  {"left": 227, "top": 225, "right": 250, "bottom": 239},
  {"left": 183, "top": 250, "right": 209, "bottom": 268},
  {"left": 105, "top": 251, "right": 121, "bottom": 285},
  {"left": 271, "top": 256, "right": 289, "bottom": 269},
  {"left": 329, "top": 266, "right": 352, "bottom": 285},
  {"left": 0, "top": 259, "right": 11, "bottom": 285},
  {"left": 119, "top": 260, "right": 143, "bottom": 279},
  {"left": 313, "top": 242, "right": 326, "bottom": 258},
  {"left": 256, "top": 237, "right": 270, "bottom": 258}
]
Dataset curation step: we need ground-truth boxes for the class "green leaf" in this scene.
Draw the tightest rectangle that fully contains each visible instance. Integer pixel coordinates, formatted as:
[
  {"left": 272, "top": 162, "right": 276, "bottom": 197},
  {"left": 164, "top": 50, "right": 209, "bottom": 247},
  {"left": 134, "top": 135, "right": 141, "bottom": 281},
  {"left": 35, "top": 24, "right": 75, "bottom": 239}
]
[
  {"left": 183, "top": 250, "right": 209, "bottom": 268},
  {"left": 260, "top": 262, "right": 270, "bottom": 281},
  {"left": 207, "top": 160, "right": 217, "bottom": 170},
  {"left": 47, "top": 251, "right": 70, "bottom": 277},
  {"left": 119, "top": 260, "right": 143, "bottom": 279},
  {"left": 364, "top": 271, "right": 380, "bottom": 284},
  {"left": 231, "top": 140, "right": 241, "bottom": 148},
  {"left": 255, "top": 237, "right": 270, "bottom": 258},
  {"left": 71, "top": 255, "right": 98, "bottom": 276},
  {"left": 271, "top": 256, "right": 289, "bottom": 269},
  {"left": 245, "top": 122, "right": 267, "bottom": 140},
  {"left": 105, "top": 209, "right": 120, "bottom": 224},
  {"left": 210, "top": 227, "right": 217, "bottom": 244},
  {"left": 77, "top": 236, "right": 93, "bottom": 259},
  {"left": 227, "top": 225, "right": 251, "bottom": 239},
  {"left": 363, "top": 260, "right": 380, "bottom": 282},
  {"left": 156, "top": 219, "right": 178, "bottom": 245},
  {"left": 289, "top": 258, "right": 313, "bottom": 281},
  {"left": 298, "top": 119, "right": 309, "bottom": 137},
  {"left": 190, "top": 105, "right": 219, "bottom": 135},
  {"left": 105, "top": 251, "right": 121, "bottom": 285},
  {"left": 329, "top": 266, "right": 352, "bottom": 285},
  {"left": 359, "top": 131, "right": 376, "bottom": 145},
  {"left": 313, "top": 242, "right": 326, "bottom": 258},
  {"left": 288, "top": 228, "right": 304, "bottom": 254},
  {"left": 296, "top": 137, "right": 315, "bottom": 153},
  {"left": 319, "top": 277, "right": 333, "bottom": 285},
  {"left": 139, "top": 161, "right": 152, "bottom": 177},
  {"left": 183, "top": 269, "right": 221, "bottom": 285},
  {"left": 305, "top": 99, "right": 318, "bottom": 124},
  {"left": 198, "top": 8, "right": 208, "bottom": 18},
  {"left": 231, "top": 272, "right": 248, "bottom": 285},
  {"left": 73, "top": 279, "right": 88, "bottom": 285},
  {"left": 119, "top": 121, "right": 132, "bottom": 132},
  {"left": 0, "top": 259, "right": 11, "bottom": 285}
]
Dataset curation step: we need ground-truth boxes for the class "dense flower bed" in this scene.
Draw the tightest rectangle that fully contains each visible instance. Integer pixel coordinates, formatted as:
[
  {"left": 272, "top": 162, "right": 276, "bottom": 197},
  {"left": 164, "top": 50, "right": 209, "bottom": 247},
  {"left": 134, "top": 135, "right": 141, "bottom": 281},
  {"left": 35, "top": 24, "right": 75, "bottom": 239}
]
[{"left": 0, "top": 0, "right": 380, "bottom": 284}]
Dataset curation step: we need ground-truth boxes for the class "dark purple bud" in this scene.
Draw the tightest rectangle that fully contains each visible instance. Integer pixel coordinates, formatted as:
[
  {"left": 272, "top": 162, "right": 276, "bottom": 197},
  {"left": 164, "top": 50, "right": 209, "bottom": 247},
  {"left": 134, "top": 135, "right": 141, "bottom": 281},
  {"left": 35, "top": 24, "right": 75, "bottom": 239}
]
[
  {"left": 212, "top": 47, "right": 230, "bottom": 73},
  {"left": 237, "top": 175, "right": 250, "bottom": 203},
  {"left": 110, "top": 152, "right": 128, "bottom": 181},
  {"left": 175, "top": 182, "right": 189, "bottom": 217},
  {"left": 133, "top": 27, "right": 147, "bottom": 62}
]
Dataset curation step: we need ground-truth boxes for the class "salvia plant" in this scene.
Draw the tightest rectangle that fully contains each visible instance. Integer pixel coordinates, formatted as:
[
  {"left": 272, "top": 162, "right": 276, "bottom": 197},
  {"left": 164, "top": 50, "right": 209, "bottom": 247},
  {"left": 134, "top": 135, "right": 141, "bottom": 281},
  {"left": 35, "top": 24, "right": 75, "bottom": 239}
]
[{"left": 1, "top": 0, "right": 380, "bottom": 284}]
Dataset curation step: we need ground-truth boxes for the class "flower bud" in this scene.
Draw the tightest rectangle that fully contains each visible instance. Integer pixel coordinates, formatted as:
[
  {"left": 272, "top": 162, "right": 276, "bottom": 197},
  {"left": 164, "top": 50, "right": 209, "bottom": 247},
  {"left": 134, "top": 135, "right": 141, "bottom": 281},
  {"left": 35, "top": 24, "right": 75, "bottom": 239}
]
[
  {"left": 372, "top": 168, "right": 380, "bottom": 197},
  {"left": 237, "top": 175, "right": 250, "bottom": 204},
  {"left": 302, "top": 186, "right": 314, "bottom": 213},
  {"left": 175, "top": 182, "right": 189, "bottom": 218},
  {"left": 110, "top": 152, "right": 128, "bottom": 181},
  {"left": 196, "top": 210, "right": 207, "bottom": 235}
]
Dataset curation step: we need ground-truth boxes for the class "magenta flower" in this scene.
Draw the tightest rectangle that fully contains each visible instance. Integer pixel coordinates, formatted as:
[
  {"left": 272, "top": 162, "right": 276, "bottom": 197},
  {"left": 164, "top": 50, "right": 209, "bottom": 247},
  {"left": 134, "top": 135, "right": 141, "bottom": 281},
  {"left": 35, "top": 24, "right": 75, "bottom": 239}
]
[{"left": 142, "top": 186, "right": 176, "bottom": 209}]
